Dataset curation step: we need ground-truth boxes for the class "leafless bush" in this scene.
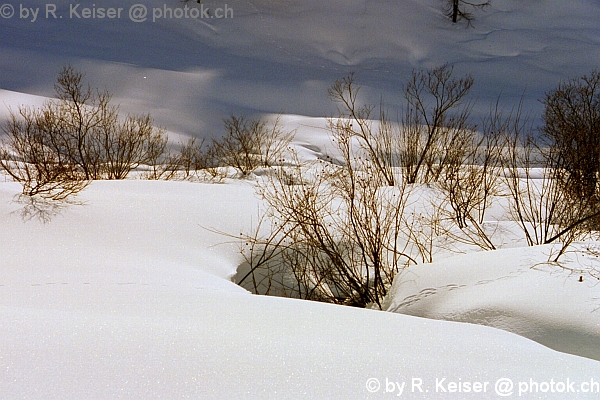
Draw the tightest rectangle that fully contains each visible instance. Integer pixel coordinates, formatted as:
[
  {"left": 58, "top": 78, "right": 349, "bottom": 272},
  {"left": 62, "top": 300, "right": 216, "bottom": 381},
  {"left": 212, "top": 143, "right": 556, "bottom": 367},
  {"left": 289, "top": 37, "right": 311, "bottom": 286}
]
[
  {"left": 435, "top": 112, "right": 505, "bottom": 250},
  {"left": 400, "top": 64, "right": 476, "bottom": 184},
  {"left": 542, "top": 71, "right": 600, "bottom": 204},
  {"left": 328, "top": 73, "right": 399, "bottom": 186},
  {"left": 0, "top": 65, "right": 168, "bottom": 198},
  {"left": 102, "top": 113, "right": 167, "bottom": 179},
  {"left": 234, "top": 68, "right": 600, "bottom": 307},
  {"left": 400, "top": 205, "right": 441, "bottom": 264},
  {"left": 236, "top": 74, "right": 431, "bottom": 308},
  {"left": 227, "top": 68, "right": 600, "bottom": 314},
  {"left": 0, "top": 108, "right": 88, "bottom": 200},
  {"left": 445, "top": 0, "right": 490, "bottom": 25},
  {"left": 236, "top": 107, "right": 416, "bottom": 307},
  {"left": 147, "top": 137, "right": 216, "bottom": 181},
  {"left": 239, "top": 149, "right": 413, "bottom": 308},
  {"left": 236, "top": 68, "right": 488, "bottom": 307},
  {"left": 177, "top": 137, "right": 207, "bottom": 177},
  {"left": 500, "top": 99, "right": 600, "bottom": 261},
  {"left": 211, "top": 115, "right": 294, "bottom": 177}
]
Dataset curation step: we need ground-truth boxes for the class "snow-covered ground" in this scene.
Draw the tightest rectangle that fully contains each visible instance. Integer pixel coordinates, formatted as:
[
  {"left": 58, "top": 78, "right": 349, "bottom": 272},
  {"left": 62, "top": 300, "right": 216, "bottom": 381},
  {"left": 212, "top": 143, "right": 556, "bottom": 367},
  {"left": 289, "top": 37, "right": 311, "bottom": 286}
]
[
  {"left": 2, "top": 0, "right": 600, "bottom": 397},
  {"left": 1, "top": 180, "right": 600, "bottom": 399},
  {"left": 383, "top": 245, "right": 600, "bottom": 362}
]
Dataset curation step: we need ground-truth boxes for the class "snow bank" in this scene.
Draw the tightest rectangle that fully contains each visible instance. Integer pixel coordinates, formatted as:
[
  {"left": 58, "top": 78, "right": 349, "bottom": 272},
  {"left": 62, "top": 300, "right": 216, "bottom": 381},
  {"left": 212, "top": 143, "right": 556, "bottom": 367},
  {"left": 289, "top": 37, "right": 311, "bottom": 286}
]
[
  {"left": 384, "top": 246, "right": 600, "bottom": 362},
  {"left": 1, "top": 180, "right": 600, "bottom": 398}
]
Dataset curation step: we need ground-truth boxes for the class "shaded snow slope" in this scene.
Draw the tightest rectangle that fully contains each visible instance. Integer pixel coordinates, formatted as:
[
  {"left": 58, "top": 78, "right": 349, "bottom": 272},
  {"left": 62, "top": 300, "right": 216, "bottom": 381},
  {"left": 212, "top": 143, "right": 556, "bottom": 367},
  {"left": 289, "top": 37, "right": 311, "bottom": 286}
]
[{"left": 1, "top": 0, "right": 599, "bottom": 136}]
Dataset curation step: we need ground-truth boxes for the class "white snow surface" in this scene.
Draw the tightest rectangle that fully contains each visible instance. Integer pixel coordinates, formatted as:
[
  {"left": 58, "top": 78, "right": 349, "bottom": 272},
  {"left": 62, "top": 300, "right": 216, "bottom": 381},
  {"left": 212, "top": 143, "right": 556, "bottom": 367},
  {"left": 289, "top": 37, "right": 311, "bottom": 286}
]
[
  {"left": 383, "top": 245, "right": 600, "bottom": 362},
  {"left": 1, "top": 180, "right": 600, "bottom": 399},
  {"left": 2, "top": 0, "right": 600, "bottom": 397}
]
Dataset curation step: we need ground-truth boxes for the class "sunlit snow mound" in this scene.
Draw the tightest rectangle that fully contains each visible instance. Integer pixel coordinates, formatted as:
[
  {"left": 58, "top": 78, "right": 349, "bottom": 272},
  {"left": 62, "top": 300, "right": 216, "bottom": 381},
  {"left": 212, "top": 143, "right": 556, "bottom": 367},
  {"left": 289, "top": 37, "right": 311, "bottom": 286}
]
[
  {"left": 384, "top": 245, "right": 600, "bottom": 362},
  {"left": 1, "top": 180, "right": 600, "bottom": 399}
]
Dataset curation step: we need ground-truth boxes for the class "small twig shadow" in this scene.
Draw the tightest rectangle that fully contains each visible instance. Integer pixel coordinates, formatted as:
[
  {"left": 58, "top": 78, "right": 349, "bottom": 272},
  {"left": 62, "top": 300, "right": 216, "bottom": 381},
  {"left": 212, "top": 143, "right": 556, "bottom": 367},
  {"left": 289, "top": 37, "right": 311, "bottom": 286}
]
[{"left": 11, "top": 194, "right": 84, "bottom": 223}]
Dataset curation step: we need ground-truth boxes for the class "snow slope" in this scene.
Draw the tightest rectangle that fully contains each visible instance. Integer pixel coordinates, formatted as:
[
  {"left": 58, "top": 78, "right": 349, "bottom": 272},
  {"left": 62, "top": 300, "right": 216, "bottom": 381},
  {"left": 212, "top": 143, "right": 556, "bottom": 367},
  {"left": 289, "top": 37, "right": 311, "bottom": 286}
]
[
  {"left": 1, "top": 0, "right": 600, "bottom": 136},
  {"left": 2, "top": 180, "right": 600, "bottom": 399},
  {"left": 383, "top": 246, "right": 600, "bottom": 362}
]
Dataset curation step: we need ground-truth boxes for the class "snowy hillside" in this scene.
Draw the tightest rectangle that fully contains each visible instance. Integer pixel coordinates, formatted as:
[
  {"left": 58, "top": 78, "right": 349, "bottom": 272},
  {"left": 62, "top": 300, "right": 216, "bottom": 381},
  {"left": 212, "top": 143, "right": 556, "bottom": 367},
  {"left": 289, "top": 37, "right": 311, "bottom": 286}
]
[
  {"left": 2, "top": 0, "right": 600, "bottom": 398},
  {"left": 1, "top": 0, "right": 600, "bottom": 136}
]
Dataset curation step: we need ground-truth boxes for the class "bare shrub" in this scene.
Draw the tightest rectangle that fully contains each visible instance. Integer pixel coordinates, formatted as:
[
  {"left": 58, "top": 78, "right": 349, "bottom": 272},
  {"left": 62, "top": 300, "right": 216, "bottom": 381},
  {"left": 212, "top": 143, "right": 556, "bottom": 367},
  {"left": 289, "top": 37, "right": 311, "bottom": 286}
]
[
  {"left": 147, "top": 137, "right": 214, "bottom": 181},
  {"left": 236, "top": 68, "right": 487, "bottom": 307},
  {"left": 400, "top": 202, "right": 442, "bottom": 264},
  {"left": 177, "top": 137, "right": 207, "bottom": 178},
  {"left": 0, "top": 66, "right": 167, "bottom": 199},
  {"left": 435, "top": 112, "right": 505, "bottom": 250},
  {"left": 101, "top": 113, "right": 167, "bottom": 180},
  {"left": 400, "top": 64, "right": 476, "bottom": 184},
  {"left": 0, "top": 66, "right": 168, "bottom": 198},
  {"left": 211, "top": 115, "right": 294, "bottom": 177},
  {"left": 500, "top": 99, "right": 600, "bottom": 260},
  {"left": 542, "top": 71, "right": 600, "bottom": 202},
  {"left": 237, "top": 78, "right": 419, "bottom": 308},
  {"left": 239, "top": 147, "right": 412, "bottom": 308},
  {"left": 0, "top": 107, "right": 88, "bottom": 200},
  {"left": 445, "top": 0, "right": 490, "bottom": 25},
  {"left": 328, "top": 73, "right": 399, "bottom": 186},
  {"left": 232, "top": 68, "right": 597, "bottom": 307}
]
